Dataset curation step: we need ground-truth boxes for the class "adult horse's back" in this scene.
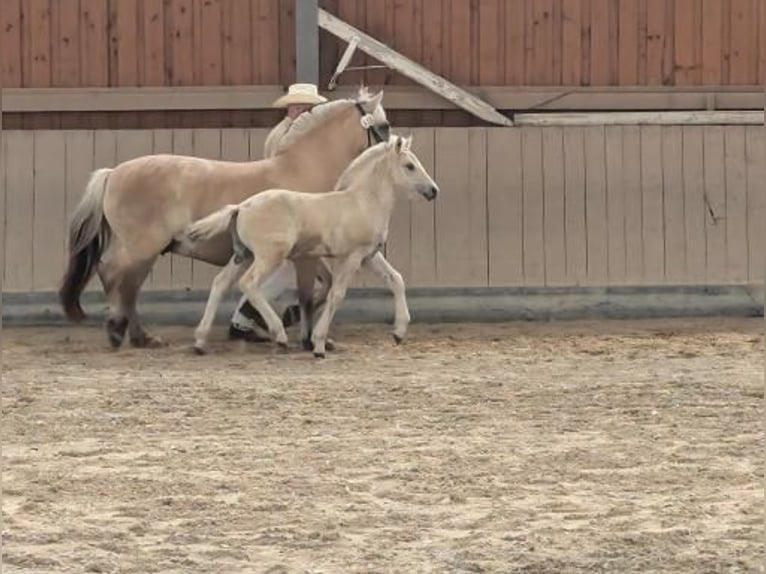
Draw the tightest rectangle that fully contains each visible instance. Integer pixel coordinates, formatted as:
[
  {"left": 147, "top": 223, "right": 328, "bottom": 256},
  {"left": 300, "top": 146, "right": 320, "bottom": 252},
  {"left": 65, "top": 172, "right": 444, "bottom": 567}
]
[{"left": 60, "top": 88, "right": 390, "bottom": 349}]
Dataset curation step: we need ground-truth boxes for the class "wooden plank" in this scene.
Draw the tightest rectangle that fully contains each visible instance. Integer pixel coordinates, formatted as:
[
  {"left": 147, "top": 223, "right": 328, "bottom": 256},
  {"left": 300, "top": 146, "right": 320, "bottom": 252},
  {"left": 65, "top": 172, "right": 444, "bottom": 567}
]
[
  {"left": 528, "top": 0, "right": 554, "bottom": 85},
  {"left": 449, "top": 0, "right": 472, "bottom": 85},
  {"left": 583, "top": 125, "right": 608, "bottom": 284},
  {"left": 318, "top": 8, "right": 513, "bottom": 126},
  {"left": 723, "top": 126, "right": 748, "bottom": 282},
  {"left": 408, "top": 128, "right": 437, "bottom": 288},
  {"left": 674, "top": 0, "right": 702, "bottom": 85},
  {"left": 521, "top": 127, "right": 545, "bottom": 285},
  {"left": 140, "top": 0, "right": 165, "bottom": 86},
  {"left": 514, "top": 111, "right": 764, "bottom": 126},
  {"left": 4, "top": 133, "right": 35, "bottom": 290},
  {"left": 682, "top": 126, "right": 707, "bottom": 284},
  {"left": 720, "top": 0, "right": 731, "bottom": 83},
  {"left": 702, "top": 127, "right": 727, "bottom": 282},
  {"left": 618, "top": 0, "right": 638, "bottom": 85},
  {"left": 604, "top": 125, "right": 626, "bottom": 283},
  {"left": 745, "top": 127, "right": 765, "bottom": 282},
  {"left": 222, "top": 0, "right": 252, "bottom": 85},
  {"left": 391, "top": 0, "right": 421, "bottom": 87},
  {"left": 542, "top": 127, "right": 566, "bottom": 286},
  {"left": 662, "top": 0, "right": 675, "bottom": 85},
  {"left": 114, "top": 0, "right": 139, "bottom": 86},
  {"left": 80, "top": 0, "right": 109, "bottom": 86},
  {"left": 170, "top": 129, "right": 194, "bottom": 289},
  {"left": 701, "top": 0, "right": 723, "bottom": 85},
  {"left": 253, "top": 0, "right": 280, "bottom": 84},
  {"left": 563, "top": 127, "right": 587, "bottom": 285},
  {"left": 32, "top": 131, "right": 67, "bottom": 290},
  {"left": 645, "top": 0, "right": 666, "bottom": 85},
  {"left": 640, "top": 126, "right": 664, "bottom": 284},
  {"left": 149, "top": 130, "right": 174, "bottom": 290},
  {"left": 729, "top": 0, "right": 752, "bottom": 84},
  {"left": 434, "top": 128, "right": 484, "bottom": 287},
  {"left": 661, "top": 127, "right": 686, "bottom": 283},
  {"left": 504, "top": 0, "right": 526, "bottom": 85},
  {"left": 23, "top": 0, "right": 52, "bottom": 87},
  {"left": 760, "top": 0, "right": 766, "bottom": 85},
  {"left": 589, "top": 0, "right": 611, "bottom": 85},
  {"left": 365, "top": 0, "right": 395, "bottom": 85},
  {"left": 278, "top": 0, "right": 296, "bottom": 85},
  {"left": 551, "top": 0, "right": 563, "bottom": 84},
  {"left": 191, "top": 129, "right": 222, "bottom": 289},
  {"left": 93, "top": 130, "right": 118, "bottom": 168},
  {"left": 622, "top": 125, "right": 644, "bottom": 284},
  {"left": 51, "top": 0, "right": 81, "bottom": 87},
  {"left": 637, "top": 0, "right": 648, "bottom": 84},
  {"left": 580, "top": 0, "right": 591, "bottom": 85},
  {"left": 478, "top": 0, "right": 503, "bottom": 85},
  {"left": 168, "top": 0, "right": 194, "bottom": 85},
  {"left": 487, "top": 128, "right": 524, "bottom": 286},
  {"left": 1, "top": 0, "right": 22, "bottom": 86},
  {"left": 194, "top": 0, "right": 222, "bottom": 85}
]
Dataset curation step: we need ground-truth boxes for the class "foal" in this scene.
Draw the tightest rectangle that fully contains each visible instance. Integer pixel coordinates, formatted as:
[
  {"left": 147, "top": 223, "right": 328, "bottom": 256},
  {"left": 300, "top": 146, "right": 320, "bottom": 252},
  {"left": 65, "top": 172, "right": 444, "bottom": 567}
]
[{"left": 178, "top": 134, "right": 439, "bottom": 358}]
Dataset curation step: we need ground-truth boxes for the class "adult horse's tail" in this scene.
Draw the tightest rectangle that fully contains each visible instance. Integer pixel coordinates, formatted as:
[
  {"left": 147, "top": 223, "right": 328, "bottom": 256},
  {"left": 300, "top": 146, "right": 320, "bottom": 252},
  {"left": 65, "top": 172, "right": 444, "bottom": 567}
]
[{"left": 59, "top": 168, "right": 113, "bottom": 322}]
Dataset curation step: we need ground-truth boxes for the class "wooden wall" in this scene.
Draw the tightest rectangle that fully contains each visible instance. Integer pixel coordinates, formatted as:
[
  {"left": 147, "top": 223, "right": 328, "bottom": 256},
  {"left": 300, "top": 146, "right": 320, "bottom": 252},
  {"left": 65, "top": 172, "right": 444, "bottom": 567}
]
[
  {"left": 2, "top": 0, "right": 764, "bottom": 89},
  {"left": 3, "top": 125, "right": 763, "bottom": 295}
]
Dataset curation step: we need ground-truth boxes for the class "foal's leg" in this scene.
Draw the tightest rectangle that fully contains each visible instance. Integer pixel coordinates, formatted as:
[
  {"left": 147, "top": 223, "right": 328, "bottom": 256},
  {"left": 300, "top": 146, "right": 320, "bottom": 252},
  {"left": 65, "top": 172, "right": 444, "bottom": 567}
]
[
  {"left": 294, "top": 258, "right": 319, "bottom": 350},
  {"left": 238, "top": 255, "right": 290, "bottom": 349},
  {"left": 311, "top": 254, "right": 364, "bottom": 359},
  {"left": 363, "top": 251, "right": 411, "bottom": 344},
  {"left": 193, "top": 257, "right": 246, "bottom": 354}
]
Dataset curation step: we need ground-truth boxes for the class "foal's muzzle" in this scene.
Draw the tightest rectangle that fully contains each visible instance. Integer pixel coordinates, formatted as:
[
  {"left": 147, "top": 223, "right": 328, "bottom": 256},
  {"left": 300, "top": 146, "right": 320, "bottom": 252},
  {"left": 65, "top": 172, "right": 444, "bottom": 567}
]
[{"left": 417, "top": 183, "right": 439, "bottom": 201}]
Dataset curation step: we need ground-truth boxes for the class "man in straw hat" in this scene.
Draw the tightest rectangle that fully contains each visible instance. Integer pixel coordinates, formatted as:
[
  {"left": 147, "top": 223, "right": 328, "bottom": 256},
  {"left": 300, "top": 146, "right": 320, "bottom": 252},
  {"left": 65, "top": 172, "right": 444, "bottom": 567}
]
[{"left": 229, "top": 83, "right": 329, "bottom": 343}]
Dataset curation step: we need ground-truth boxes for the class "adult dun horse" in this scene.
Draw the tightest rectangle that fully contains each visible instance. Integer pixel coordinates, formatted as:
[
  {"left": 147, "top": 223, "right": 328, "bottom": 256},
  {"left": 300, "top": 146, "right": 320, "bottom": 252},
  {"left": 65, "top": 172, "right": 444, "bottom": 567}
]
[
  {"left": 179, "top": 134, "right": 438, "bottom": 357},
  {"left": 59, "top": 88, "right": 399, "bottom": 349}
]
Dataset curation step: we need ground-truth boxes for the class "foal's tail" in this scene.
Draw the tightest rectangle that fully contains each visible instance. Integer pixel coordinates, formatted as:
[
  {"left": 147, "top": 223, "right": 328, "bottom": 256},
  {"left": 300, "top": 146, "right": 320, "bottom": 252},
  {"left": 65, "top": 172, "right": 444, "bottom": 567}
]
[
  {"left": 59, "top": 168, "right": 113, "bottom": 322},
  {"left": 184, "top": 204, "right": 239, "bottom": 244}
]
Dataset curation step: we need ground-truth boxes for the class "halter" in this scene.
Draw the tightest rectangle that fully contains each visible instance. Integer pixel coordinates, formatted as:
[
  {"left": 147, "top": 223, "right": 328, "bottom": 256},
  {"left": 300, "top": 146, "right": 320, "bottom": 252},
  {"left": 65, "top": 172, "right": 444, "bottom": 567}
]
[{"left": 355, "top": 102, "right": 389, "bottom": 147}]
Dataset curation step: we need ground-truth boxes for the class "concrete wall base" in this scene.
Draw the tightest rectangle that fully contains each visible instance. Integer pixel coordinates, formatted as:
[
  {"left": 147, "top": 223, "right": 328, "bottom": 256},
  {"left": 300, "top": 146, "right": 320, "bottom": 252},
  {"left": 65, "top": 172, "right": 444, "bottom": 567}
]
[{"left": 2, "top": 285, "right": 763, "bottom": 327}]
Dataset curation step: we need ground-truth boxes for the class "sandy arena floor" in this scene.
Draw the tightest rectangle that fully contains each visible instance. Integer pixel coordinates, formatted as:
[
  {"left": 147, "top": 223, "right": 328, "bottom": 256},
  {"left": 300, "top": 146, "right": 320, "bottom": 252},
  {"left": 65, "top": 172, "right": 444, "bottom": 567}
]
[{"left": 2, "top": 318, "right": 763, "bottom": 573}]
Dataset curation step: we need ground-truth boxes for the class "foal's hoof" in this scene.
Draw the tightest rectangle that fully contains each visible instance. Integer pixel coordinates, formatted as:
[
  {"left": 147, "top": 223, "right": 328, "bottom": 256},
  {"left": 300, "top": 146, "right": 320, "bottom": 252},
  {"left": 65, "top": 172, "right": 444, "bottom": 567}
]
[
  {"left": 276, "top": 340, "right": 289, "bottom": 352},
  {"left": 392, "top": 333, "right": 404, "bottom": 345},
  {"left": 192, "top": 344, "right": 208, "bottom": 356},
  {"left": 302, "top": 338, "right": 336, "bottom": 352},
  {"left": 313, "top": 351, "right": 326, "bottom": 359}
]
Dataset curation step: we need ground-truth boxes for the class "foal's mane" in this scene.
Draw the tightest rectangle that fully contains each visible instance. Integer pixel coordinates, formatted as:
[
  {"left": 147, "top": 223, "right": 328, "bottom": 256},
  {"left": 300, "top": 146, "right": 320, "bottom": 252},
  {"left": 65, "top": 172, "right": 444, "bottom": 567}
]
[
  {"left": 273, "top": 86, "right": 376, "bottom": 156},
  {"left": 334, "top": 138, "right": 393, "bottom": 190}
]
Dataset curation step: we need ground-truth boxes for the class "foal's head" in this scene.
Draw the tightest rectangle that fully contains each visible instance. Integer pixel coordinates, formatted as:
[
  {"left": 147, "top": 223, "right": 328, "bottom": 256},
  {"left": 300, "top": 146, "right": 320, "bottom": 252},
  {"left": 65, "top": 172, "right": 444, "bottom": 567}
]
[{"left": 383, "top": 134, "right": 439, "bottom": 201}]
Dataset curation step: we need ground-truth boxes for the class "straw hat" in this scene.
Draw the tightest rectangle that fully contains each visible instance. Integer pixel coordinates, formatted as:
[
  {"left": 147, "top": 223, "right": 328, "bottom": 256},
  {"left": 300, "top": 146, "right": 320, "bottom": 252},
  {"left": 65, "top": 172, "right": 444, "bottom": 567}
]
[{"left": 271, "top": 83, "right": 328, "bottom": 108}]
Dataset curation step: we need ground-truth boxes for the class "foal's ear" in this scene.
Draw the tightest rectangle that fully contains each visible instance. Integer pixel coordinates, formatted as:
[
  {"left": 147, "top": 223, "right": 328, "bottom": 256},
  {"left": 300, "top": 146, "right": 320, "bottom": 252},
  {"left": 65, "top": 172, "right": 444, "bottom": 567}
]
[{"left": 394, "top": 135, "right": 404, "bottom": 153}]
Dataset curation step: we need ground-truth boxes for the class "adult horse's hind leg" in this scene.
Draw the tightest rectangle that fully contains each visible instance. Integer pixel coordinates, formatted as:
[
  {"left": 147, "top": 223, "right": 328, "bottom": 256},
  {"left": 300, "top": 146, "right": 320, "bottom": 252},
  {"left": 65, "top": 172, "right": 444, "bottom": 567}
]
[
  {"left": 97, "top": 255, "right": 156, "bottom": 349},
  {"left": 121, "top": 259, "right": 164, "bottom": 348}
]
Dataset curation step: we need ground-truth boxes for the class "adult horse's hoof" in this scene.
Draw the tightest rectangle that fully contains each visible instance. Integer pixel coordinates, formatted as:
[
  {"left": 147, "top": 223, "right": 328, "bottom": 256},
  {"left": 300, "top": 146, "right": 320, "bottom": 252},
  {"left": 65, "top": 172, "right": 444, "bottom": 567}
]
[
  {"left": 131, "top": 333, "right": 167, "bottom": 349},
  {"left": 301, "top": 338, "right": 314, "bottom": 351},
  {"left": 106, "top": 317, "right": 128, "bottom": 349},
  {"left": 276, "top": 341, "right": 289, "bottom": 352},
  {"left": 392, "top": 333, "right": 404, "bottom": 345},
  {"left": 313, "top": 351, "right": 326, "bottom": 359}
]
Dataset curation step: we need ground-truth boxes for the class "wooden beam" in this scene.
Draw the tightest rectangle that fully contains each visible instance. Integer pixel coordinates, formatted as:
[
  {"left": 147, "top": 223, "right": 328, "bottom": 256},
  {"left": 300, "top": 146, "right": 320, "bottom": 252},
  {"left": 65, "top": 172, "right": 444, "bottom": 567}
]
[
  {"left": 513, "top": 111, "right": 764, "bottom": 126},
  {"left": 317, "top": 8, "right": 514, "bottom": 127},
  {"left": 1, "top": 85, "right": 763, "bottom": 113}
]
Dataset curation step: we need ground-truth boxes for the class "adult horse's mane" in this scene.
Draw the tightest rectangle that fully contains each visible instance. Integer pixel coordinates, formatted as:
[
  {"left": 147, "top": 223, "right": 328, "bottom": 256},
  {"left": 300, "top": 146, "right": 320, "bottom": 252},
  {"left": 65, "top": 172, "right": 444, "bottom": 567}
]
[{"left": 273, "top": 86, "right": 378, "bottom": 156}]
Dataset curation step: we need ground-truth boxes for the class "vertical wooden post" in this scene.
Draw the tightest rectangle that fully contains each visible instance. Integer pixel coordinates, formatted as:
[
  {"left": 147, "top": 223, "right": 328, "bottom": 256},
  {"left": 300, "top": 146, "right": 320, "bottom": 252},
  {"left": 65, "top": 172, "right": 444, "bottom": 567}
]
[{"left": 295, "top": 0, "right": 319, "bottom": 84}]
